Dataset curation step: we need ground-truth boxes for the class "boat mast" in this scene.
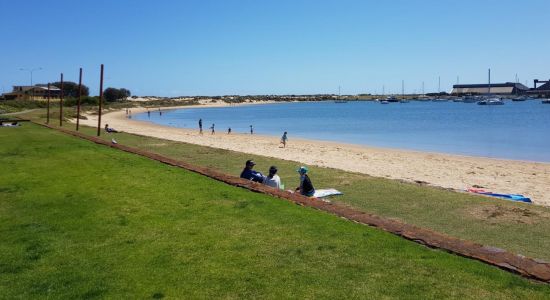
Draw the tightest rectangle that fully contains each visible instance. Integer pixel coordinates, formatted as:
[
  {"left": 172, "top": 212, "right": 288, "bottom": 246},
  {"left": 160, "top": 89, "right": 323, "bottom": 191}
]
[
  {"left": 438, "top": 76, "right": 441, "bottom": 94},
  {"left": 401, "top": 80, "right": 404, "bottom": 99},
  {"left": 488, "top": 68, "right": 491, "bottom": 95},
  {"left": 422, "top": 81, "right": 426, "bottom": 95}
]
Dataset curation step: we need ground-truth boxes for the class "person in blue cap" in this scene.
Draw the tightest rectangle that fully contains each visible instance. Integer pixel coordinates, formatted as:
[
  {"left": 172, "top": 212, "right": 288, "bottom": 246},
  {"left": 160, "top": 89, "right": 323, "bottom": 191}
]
[
  {"left": 240, "top": 160, "right": 265, "bottom": 183},
  {"left": 295, "top": 166, "right": 315, "bottom": 197}
]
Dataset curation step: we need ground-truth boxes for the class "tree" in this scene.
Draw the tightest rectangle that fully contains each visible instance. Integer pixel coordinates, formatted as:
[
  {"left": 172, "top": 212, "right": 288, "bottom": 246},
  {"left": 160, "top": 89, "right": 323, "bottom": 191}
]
[
  {"left": 103, "top": 87, "right": 131, "bottom": 102},
  {"left": 46, "top": 81, "right": 90, "bottom": 98}
]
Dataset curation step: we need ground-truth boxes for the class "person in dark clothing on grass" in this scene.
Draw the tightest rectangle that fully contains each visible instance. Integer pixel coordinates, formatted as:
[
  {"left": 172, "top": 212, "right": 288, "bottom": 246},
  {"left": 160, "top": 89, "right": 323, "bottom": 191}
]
[
  {"left": 240, "top": 160, "right": 265, "bottom": 183},
  {"left": 104, "top": 124, "right": 118, "bottom": 133},
  {"left": 296, "top": 166, "right": 315, "bottom": 197}
]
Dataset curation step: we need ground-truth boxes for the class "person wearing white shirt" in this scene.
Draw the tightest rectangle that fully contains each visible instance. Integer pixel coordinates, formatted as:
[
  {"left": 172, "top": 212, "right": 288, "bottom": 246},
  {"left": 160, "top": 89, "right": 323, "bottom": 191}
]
[{"left": 263, "top": 166, "right": 282, "bottom": 189}]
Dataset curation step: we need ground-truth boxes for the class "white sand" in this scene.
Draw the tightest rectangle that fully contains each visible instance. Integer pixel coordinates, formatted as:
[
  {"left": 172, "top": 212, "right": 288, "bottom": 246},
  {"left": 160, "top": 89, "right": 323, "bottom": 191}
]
[{"left": 79, "top": 102, "right": 550, "bottom": 206}]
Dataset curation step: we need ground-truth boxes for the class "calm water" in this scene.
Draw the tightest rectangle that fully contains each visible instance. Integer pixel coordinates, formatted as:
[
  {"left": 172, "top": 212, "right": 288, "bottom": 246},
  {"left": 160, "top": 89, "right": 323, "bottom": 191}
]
[{"left": 135, "top": 100, "right": 550, "bottom": 162}]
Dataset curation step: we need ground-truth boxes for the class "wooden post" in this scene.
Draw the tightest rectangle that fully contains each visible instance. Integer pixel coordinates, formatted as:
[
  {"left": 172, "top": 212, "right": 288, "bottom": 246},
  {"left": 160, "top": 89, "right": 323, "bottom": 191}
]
[
  {"left": 46, "top": 83, "right": 50, "bottom": 124},
  {"left": 97, "top": 64, "right": 104, "bottom": 136},
  {"left": 59, "top": 73, "right": 64, "bottom": 127},
  {"left": 76, "top": 68, "right": 82, "bottom": 131}
]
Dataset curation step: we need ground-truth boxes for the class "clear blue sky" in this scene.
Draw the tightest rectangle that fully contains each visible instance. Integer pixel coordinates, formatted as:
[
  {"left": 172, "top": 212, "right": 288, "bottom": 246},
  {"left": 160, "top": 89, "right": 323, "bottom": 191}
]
[{"left": 1, "top": 0, "right": 549, "bottom": 96}]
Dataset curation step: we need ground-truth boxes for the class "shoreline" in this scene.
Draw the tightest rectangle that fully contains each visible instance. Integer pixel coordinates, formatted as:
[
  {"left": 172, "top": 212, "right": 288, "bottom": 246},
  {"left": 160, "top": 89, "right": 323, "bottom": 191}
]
[{"left": 79, "top": 101, "right": 550, "bottom": 207}]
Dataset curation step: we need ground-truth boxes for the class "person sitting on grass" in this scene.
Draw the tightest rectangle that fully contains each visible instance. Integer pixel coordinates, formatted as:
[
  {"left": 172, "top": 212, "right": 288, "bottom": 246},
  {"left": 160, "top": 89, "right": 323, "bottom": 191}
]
[
  {"left": 240, "top": 160, "right": 264, "bottom": 183},
  {"left": 295, "top": 166, "right": 315, "bottom": 197},
  {"left": 263, "top": 166, "right": 282, "bottom": 189},
  {"left": 104, "top": 124, "right": 118, "bottom": 133}
]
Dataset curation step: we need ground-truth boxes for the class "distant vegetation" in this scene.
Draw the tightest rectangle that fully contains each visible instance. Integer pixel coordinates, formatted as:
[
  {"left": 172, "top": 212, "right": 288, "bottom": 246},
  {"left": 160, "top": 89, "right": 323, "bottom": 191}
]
[
  {"left": 104, "top": 87, "right": 131, "bottom": 102},
  {"left": 38, "top": 81, "right": 91, "bottom": 98}
]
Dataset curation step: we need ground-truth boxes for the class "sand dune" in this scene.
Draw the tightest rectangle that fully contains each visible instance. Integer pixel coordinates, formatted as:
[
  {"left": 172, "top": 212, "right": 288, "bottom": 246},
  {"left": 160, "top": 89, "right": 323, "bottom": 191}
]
[{"left": 79, "top": 102, "right": 550, "bottom": 207}]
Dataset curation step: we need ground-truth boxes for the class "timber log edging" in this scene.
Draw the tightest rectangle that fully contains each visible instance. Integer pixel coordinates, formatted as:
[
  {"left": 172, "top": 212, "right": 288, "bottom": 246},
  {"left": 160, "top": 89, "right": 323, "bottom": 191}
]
[{"left": 36, "top": 122, "right": 550, "bottom": 283}]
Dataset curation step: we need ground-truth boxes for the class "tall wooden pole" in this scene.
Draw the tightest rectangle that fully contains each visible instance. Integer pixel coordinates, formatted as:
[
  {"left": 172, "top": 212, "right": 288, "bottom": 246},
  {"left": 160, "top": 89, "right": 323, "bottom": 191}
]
[
  {"left": 76, "top": 68, "right": 83, "bottom": 131},
  {"left": 46, "top": 83, "right": 50, "bottom": 124},
  {"left": 97, "top": 64, "right": 104, "bottom": 136},
  {"left": 59, "top": 73, "right": 64, "bottom": 127}
]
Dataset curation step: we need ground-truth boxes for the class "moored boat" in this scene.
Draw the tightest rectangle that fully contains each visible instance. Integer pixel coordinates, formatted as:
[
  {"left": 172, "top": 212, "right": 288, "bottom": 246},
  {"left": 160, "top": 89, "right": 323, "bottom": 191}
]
[
  {"left": 462, "top": 96, "right": 479, "bottom": 103},
  {"left": 477, "top": 69, "right": 504, "bottom": 105},
  {"left": 512, "top": 96, "right": 527, "bottom": 101},
  {"left": 478, "top": 97, "right": 504, "bottom": 105},
  {"left": 542, "top": 99, "right": 550, "bottom": 104}
]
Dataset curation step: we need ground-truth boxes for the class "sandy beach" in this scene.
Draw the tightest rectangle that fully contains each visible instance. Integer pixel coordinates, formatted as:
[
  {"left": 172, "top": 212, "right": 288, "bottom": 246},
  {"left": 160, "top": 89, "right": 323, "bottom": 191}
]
[{"left": 79, "top": 102, "right": 550, "bottom": 207}]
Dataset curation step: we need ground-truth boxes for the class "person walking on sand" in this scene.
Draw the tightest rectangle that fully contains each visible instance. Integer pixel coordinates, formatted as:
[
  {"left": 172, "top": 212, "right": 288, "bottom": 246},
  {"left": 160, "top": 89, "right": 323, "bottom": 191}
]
[
  {"left": 210, "top": 123, "right": 215, "bottom": 135},
  {"left": 280, "top": 131, "right": 288, "bottom": 148},
  {"left": 263, "top": 166, "right": 282, "bottom": 189},
  {"left": 199, "top": 118, "right": 203, "bottom": 134},
  {"left": 228, "top": 127, "right": 232, "bottom": 134},
  {"left": 296, "top": 166, "right": 315, "bottom": 197},
  {"left": 250, "top": 125, "right": 254, "bottom": 135}
]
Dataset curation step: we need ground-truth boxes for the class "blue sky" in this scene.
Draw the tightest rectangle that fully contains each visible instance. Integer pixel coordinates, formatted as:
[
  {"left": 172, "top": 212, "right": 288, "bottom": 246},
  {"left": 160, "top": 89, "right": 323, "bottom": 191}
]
[{"left": 1, "top": 0, "right": 549, "bottom": 96}]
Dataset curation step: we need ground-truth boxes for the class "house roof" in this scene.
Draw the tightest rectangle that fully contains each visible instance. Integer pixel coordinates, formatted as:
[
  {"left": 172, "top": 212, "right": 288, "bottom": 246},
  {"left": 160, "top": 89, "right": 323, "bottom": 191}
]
[
  {"left": 452, "top": 87, "right": 515, "bottom": 94},
  {"left": 452, "top": 82, "right": 528, "bottom": 90},
  {"left": 13, "top": 85, "right": 61, "bottom": 91}
]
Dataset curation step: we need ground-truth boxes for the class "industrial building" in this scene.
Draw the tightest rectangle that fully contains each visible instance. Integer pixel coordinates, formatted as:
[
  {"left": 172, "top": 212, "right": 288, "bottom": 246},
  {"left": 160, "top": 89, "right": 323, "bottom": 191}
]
[
  {"left": 1, "top": 85, "right": 61, "bottom": 100},
  {"left": 527, "top": 79, "right": 550, "bottom": 97},
  {"left": 451, "top": 82, "right": 529, "bottom": 95}
]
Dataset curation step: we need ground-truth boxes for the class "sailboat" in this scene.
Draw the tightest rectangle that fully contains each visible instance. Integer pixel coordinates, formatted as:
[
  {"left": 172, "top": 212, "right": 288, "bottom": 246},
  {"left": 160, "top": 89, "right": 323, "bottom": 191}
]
[
  {"left": 399, "top": 80, "right": 409, "bottom": 103},
  {"left": 385, "top": 95, "right": 398, "bottom": 102},
  {"left": 478, "top": 69, "right": 504, "bottom": 105},
  {"left": 334, "top": 86, "right": 347, "bottom": 103}
]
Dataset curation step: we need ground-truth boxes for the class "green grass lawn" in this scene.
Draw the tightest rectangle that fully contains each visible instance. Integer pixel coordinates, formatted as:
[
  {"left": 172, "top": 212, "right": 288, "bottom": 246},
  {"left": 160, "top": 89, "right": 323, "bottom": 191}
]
[
  {"left": 1, "top": 123, "right": 550, "bottom": 298},
  {"left": 25, "top": 107, "right": 550, "bottom": 263}
]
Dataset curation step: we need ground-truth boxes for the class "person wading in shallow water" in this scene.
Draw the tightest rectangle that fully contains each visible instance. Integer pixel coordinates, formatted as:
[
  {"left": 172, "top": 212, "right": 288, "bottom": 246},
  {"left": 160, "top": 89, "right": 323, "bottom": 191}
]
[
  {"left": 228, "top": 127, "right": 232, "bottom": 134},
  {"left": 210, "top": 123, "right": 215, "bottom": 135},
  {"left": 250, "top": 125, "right": 254, "bottom": 134}
]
